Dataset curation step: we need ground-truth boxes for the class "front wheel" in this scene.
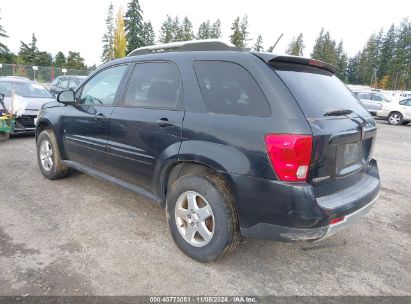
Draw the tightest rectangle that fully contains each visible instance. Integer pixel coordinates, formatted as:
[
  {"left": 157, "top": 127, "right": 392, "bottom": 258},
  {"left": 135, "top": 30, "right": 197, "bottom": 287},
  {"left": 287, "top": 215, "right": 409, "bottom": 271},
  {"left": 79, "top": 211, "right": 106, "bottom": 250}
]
[
  {"left": 166, "top": 174, "right": 239, "bottom": 262},
  {"left": 388, "top": 112, "right": 403, "bottom": 125},
  {"left": 36, "top": 129, "right": 70, "bottom": 180}
]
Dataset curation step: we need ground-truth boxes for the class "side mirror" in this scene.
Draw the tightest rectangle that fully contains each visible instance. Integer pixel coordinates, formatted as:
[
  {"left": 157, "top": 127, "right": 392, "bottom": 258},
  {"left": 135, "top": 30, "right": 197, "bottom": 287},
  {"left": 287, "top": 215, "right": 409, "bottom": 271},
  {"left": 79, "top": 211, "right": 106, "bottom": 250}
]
[{"left": 57, "top": 90, "right": 75, "bottom": 104}]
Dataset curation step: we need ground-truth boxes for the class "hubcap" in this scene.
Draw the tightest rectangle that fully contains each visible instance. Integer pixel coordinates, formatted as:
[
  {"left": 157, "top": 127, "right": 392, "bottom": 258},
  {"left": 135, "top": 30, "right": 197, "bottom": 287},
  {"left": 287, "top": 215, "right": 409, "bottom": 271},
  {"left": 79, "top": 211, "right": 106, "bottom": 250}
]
[
  {"left": 40, "top": 140, "right": 53, "bottom": 171},
  {"left": 389, "top": 114, "right": 400, "bottom": 125},
  {"left": 175, "top": 191, "right": 214, "bottom": 247}
]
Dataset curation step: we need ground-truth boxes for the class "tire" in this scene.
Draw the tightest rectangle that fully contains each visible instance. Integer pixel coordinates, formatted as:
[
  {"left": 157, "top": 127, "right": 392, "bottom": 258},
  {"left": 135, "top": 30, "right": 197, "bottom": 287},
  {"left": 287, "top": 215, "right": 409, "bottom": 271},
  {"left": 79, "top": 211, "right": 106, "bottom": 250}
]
[
  {"left": 0, "top": 132, "right": 9, "bottom": 142},
  {"left": 388, "top": 112, "right": 403, "bottom": 125},
  {"left": 37, "top": 129, "right": 70, "bottom": 180},
  {"left": 166, "top": 174, "right": 239, "bottom": 262}
]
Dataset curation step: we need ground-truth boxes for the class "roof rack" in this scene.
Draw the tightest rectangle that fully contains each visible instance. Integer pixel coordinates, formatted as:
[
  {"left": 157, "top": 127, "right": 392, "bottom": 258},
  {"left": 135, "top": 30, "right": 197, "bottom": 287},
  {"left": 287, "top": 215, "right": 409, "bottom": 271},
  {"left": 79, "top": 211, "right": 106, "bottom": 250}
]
[{"left": 128, "top": 39, "right": 245, "bottom": 56}]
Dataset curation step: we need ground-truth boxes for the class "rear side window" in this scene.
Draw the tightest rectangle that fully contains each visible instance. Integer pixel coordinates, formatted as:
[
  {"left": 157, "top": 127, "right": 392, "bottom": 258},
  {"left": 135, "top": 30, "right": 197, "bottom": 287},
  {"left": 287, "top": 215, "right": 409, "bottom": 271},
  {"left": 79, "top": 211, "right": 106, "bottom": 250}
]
[
  {"left": 357, "top": 92, "right": 371, "bottom": 100},
  {"left": 272, "top": 63, "right": 370, "bottom": 118},
  {"left": 194, "top": 61, "right": 270, "bottom": 116},
  {"left": 124, "top": 62, "right": 182, "bottom": 109}
]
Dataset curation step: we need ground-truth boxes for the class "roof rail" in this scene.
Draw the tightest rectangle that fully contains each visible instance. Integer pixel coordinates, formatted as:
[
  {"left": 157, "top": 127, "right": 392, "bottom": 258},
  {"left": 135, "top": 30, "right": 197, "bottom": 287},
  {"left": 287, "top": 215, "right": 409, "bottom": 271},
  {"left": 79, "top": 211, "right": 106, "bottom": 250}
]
[{"left": 128, "top": 39, "right": 244, "bottom": 56}]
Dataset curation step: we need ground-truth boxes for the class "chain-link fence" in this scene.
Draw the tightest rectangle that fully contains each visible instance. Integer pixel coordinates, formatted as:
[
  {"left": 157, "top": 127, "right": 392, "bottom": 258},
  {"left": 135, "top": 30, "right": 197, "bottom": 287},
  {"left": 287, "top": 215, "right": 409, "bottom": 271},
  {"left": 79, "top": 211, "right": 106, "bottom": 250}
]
[{"left": 0, "top": 63, "right": 91, "bottom": 84}]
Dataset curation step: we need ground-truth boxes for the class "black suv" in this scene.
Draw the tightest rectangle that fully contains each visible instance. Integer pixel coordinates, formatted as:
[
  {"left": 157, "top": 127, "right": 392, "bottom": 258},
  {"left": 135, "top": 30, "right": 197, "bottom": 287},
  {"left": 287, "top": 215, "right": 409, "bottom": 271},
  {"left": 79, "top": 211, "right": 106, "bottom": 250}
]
[{"left": 35, "top": 41, "right": 380, "bottom": 262}]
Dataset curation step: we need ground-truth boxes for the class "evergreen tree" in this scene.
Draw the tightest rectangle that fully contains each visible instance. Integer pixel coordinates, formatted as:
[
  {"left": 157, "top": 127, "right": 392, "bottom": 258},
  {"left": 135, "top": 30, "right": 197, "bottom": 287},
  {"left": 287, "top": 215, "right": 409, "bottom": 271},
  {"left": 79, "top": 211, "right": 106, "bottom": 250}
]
[
  {"left": 377, "top": 24, "right": 396, "bottom": 81},
  {"left": 390, "top": 18, "right": 411, "bottom": 90},
  {"left": 159, "top": 15, "right": 174, "bottom": 43},
  {"left": 36, "top": 51, "right": 53, "bottom": 67},
  {"left": 335, "top": 40, "right": 348, "bottom": 81},
  {"left": 66, "top": 51, "right": 86, "bottom": 69},
  {"left": 286, "top": 33, "right": 304, "bottom": 56},
  {"left": 18, "top": 33, "right": 39, "bottom": 65},
  {"left": 347, "top": 52, "right": 361, "bottom": 84},
  {"left": 54, "top": 52, "right": 67, "bottom": 67},
  {"left": 0, "top": 9, "right": 9, "bottom": 54},
  {"left": 211, "top": 19, "right": 222, "bottom": 39},
  {"left": 141, "top": 21, "right": 155, "bottom": 46},
  {"left": 358, "top": 33, "right": 380, "bottom": 85},
  {"left": 253, "top": 34, "right": 264, "bottom": 52},
  {"left": 124, "top": 0, "right": 144, "bottom": 53},
  {"left": 230, "top": 17, "right": 248, "bottom": 47},
  {"left": 101, "top": 3, "right": 115, "bottom": 62},
  {"left": 171, "top": 16, "right": 182, "bottom": 41},
  {"left": 197, "top": 20, "right": 212, "bottom": 40},
  {"left": 114, "top": 8, "right": 127, "bottom": 58},
  {"left": 240, "top": 15, "right": 250, "bottom": 47},
  {"left": 180, "top": 17, "right": 194, "bottom": 41},
  {"left": 311, "top": 29, "right": 337, "bottom": 65}
]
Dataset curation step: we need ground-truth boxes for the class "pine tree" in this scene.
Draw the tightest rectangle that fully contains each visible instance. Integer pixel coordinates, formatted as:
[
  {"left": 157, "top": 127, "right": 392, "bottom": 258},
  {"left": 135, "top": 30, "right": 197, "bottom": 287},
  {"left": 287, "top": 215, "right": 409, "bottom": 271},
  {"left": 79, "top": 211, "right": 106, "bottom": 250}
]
[
  {"left": 358, "top": 33, "right": 379, "bottom": 85},
  {"left": 18, "top": 33, "right": 39, "bottom": 65},
  {"left": 286, "top": 33, "right": 304, "bottom": 56},
  {"left": 141, "top": 21, "right": 155, "bottom": 46},
  {"left": 390, "top": 18, "right": 411, "bottom": 90},
  {"left": 124, "top": 0, "right": 144, "bottom": 53},
  {"left": 347, "top": 52, "right": 361, "bottom": 84},
  {"left": 180, "top": 17, "right": 194, "bottom": 41},
  {"left": 335, "top": 41, "right": 348, "bottom": 81},
  {"left": 171, "top": 17, "right": 182, "bottom": 41},
  {"left": 0, "top": 9, "right": 9, "bottom": 54},
  {"left": 253, "top": 35, "right": 264, "bottom": 52},
  {"left": 377, "top": 24, "right": 396, "bottom": 81},
  {"left": 197, "top": 20, "right": 212, "bottom": 40},
  {"left": 240, "top": 15, "right": 250, "bottom": 47},
  {"left": 101, "top": 3, "right": 115, "bottom": 63},
  {"left": 159, "top": 15, "right": 174, "bottom": 43},
  {"left": 311, "top": 29, "right": 337, "bottom": 65},
  {"left": 230, "top": 17, "right": 244, "bottom": 47},
  {"left": 211, "top": 19, "right": 222, "bottom": 39},
  {"left": 66, "top": 51, "right": 86, "bottom": 69},
  {"left": 54, "top": 52, "right": 66, "bottom": 67},
  {"left": 114, "top": 8, "right": 127, "bottom": 58}
]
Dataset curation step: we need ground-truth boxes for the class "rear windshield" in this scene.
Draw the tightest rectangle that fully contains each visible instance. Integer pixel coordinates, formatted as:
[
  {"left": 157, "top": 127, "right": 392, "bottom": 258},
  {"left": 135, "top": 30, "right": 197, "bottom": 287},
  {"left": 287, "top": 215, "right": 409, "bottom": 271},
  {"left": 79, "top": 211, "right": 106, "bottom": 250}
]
[{"left": 271, "top": 63, "right": 370, "bottom": 119}]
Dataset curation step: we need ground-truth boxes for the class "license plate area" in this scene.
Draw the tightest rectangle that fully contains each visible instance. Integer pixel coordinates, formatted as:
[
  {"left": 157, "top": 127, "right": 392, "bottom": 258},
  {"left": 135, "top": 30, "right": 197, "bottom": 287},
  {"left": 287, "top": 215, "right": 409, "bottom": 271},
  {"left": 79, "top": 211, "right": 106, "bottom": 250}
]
[{"left": 336, "top": 141, "right": 364, "bottom": 176}]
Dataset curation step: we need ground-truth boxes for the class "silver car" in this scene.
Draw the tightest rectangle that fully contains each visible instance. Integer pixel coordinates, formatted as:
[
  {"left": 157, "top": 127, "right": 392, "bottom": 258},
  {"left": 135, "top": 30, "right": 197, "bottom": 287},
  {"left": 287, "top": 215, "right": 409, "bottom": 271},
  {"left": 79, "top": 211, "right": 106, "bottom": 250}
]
[
  {"left": 353, "top": 91, "right": 393, "bottom": 116},
  {"left": 0, "top": 77, "right": 55, "bottom": 134}
]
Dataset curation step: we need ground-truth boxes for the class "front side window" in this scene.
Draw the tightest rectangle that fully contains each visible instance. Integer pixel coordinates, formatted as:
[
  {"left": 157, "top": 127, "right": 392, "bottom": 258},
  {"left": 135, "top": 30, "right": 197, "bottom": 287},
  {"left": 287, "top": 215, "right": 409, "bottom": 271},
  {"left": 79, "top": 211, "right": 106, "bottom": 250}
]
[
  {"left": 124, "top": 62, "right": 182, "bottom": 109},
  {"left": 194, "top": 61, "right": 270, "bottom": 116},
  {"left": 79, "top": 65, "right": 127, "bottom": 105},
  {"left": 59, "top": 78, "right": 69, "bottom": 89},
  {"left": 371, "top": 94, "right": 383, "bottom": 102}
]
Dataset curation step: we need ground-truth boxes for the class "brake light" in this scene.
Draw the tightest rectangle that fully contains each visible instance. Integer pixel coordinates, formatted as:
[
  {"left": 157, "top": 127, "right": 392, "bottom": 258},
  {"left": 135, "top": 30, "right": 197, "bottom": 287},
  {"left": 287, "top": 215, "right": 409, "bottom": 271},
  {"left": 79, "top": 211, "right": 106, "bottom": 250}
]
[
  {"left": 330, "top": 216, "right": 346, "bottom": 225},
  {"left": 264, "top": 134, "right": 312, "bottom": 182}
]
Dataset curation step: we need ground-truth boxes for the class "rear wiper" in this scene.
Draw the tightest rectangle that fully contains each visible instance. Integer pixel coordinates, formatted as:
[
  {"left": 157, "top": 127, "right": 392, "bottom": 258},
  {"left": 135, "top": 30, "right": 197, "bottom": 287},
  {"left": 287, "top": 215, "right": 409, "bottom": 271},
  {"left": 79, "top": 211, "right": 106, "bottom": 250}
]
[{"left": 324, "top": 109, "right": 353, "bottom": 116}]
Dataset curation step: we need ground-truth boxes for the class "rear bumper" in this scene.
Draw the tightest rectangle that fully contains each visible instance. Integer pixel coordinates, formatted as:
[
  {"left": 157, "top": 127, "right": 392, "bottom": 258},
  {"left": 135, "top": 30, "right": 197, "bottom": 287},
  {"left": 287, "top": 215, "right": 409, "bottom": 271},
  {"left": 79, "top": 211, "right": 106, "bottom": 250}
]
[{"left": 227, "top": 159, "right": 380, "bottom": 242}]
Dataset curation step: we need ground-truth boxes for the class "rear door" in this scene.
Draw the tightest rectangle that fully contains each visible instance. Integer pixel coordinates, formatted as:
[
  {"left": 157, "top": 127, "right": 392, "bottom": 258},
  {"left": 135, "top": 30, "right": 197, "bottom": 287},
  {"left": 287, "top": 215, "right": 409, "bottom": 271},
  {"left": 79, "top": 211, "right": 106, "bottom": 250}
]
[
  {"left": 271, "top": 62, "right": 376, "bottom": 196},
  {"left": 107, "top": 61, "right": 184, "bottom": 192},
  {"left": 63, "top": 64, "right": 129, "bottom": 173}
]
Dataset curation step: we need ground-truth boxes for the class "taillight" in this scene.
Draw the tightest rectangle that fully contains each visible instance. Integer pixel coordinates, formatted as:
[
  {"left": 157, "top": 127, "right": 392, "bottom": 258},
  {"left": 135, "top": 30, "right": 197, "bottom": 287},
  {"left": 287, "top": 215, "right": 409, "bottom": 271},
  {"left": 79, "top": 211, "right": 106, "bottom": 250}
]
[{"left": 264, "top": 134, "right": 313, "bottom": 182}]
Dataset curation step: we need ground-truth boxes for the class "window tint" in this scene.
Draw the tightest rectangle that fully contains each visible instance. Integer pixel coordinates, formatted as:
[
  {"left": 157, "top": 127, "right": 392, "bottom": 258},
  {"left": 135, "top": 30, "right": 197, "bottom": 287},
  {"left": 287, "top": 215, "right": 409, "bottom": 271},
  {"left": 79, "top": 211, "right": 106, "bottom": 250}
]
[
  {"left": 371, "top": 94, "right": 383, "bottom": 101},
  {"left": 194, "top": 61, "right": 270, "bottom": 116},
  {"left": 357, "top": 92, "right": 371, "bottom": 100},
  {"left": 271, "top": 63, "right": 370, "bottom": 118},
  {"left": 124, "top": 62, "right": 182, "bottom": 109},
  {"left": 80, "top": 65, "right": 127, "bottom": 105},
  {"left": 59, "top": 78, "right": 69, "bottom": 89}
]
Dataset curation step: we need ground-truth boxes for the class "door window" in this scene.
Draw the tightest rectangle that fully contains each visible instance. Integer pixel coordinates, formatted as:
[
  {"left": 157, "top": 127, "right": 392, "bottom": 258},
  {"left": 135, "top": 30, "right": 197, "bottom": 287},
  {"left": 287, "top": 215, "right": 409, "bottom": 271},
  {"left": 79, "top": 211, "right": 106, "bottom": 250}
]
[
  {"left": 59, "top": 78, "right": 69, "bottom": 90},
  {"left": 124, "top": 62, "right": 182, "bottom": 109},
  {"left": 79, "top": 65, "right": 128, "bottom": 105}
]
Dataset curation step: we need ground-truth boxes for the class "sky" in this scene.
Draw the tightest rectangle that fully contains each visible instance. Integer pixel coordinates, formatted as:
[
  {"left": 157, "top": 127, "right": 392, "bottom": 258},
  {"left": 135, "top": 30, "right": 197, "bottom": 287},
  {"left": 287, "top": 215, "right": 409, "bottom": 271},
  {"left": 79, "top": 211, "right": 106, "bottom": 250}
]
[{"left": 1, "top": 0, "right": 410, "bottom": 66}]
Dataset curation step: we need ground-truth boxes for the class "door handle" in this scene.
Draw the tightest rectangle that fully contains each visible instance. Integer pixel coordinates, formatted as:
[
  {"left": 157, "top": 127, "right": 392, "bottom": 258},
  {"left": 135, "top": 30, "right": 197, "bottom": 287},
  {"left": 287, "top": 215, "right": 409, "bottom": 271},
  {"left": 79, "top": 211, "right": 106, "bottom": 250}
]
[
  {"left": 156, "top": 118, "right": 174, "bottom": 127},
  {"left": 95, "top": 113, "right": 106, "bottom": 121}
]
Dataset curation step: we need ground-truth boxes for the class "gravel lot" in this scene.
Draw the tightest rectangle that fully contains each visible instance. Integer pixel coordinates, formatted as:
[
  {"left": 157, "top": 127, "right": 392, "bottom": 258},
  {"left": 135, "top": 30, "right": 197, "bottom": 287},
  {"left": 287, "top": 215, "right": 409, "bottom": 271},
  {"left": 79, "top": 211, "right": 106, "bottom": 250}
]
[{"left": 0, "top": 121, "right": 410, "bottom": 296}]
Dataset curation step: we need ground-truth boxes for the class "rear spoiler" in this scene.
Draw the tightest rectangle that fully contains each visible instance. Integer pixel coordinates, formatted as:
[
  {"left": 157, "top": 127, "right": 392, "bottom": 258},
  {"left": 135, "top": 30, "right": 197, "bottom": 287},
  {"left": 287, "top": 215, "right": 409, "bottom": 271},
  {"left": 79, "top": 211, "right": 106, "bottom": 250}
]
[{"left": 251, "top": 52, "right": 337, "bottom": 74}]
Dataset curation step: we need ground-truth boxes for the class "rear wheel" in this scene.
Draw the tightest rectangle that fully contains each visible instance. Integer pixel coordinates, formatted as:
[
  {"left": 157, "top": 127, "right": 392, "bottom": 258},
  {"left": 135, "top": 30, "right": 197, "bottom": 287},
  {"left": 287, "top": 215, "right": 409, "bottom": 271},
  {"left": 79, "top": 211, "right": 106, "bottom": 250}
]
[
  {"left": 37, "top": 129, "right": 70, "bottom": 179},
  {"left": 0, "top": 132, "right": 9, "bottom": 142},
  {"left": 388, "top": 112, "right": 403, "bottom": 125},
  {"left": 166, "top": 174, "right": 239, "bottom": 262}
]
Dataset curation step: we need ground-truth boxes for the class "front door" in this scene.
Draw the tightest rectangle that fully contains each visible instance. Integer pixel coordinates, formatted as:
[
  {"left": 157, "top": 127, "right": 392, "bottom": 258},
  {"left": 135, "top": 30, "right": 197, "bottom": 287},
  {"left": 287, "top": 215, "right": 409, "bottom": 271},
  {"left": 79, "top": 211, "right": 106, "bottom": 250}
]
[
  {"left": 107, "top": 62, "right": 184, "bottom": 193},
  {"left": 63, "top": 64, "right": 129, "bottom": 173}
]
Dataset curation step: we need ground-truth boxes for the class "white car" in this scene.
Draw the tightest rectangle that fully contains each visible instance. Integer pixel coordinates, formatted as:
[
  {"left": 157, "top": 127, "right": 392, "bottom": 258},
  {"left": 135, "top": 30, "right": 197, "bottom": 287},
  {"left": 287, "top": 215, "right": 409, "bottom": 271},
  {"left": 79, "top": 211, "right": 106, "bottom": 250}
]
[{"left": 376, "top": 98, "right": 411, "bottom": 125}]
